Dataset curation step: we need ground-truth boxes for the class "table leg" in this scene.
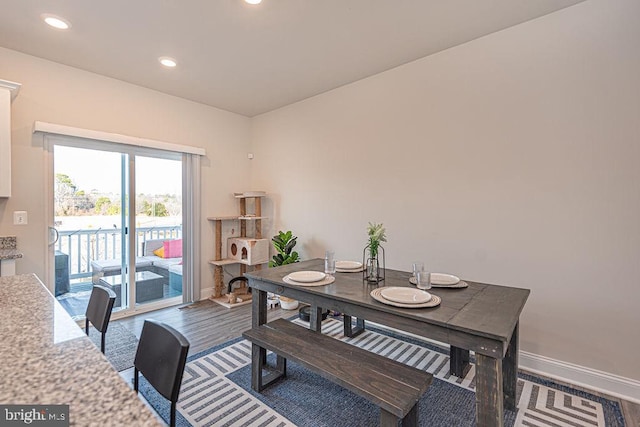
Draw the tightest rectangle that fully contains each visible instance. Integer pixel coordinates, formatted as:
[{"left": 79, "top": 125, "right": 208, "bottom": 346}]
[
  {"left": 503, "top": 321, "right": 519, "bottom": 410},
  {"left": 475, "top": 353, "right": 504, "bottom": 427},
  {"left": 250, "top": 288, "right": 265, "bottom": 391},
  {"left": 252, "top": 289, "right": 267, "bottom": 327},
  {"left": 309, "top": 304, "right": 323, "bottom": 332},
  {"left": 449, "top": 346, "right": 471, "bottom": 377},
  {"left": 343, "top": 315, "right": 365, "bottom": 337}
]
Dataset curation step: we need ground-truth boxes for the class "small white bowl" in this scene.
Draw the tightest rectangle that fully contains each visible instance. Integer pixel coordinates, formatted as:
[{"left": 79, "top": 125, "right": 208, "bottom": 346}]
[{"left": 279, "top": 298, "right": 299, "bottom": 310}]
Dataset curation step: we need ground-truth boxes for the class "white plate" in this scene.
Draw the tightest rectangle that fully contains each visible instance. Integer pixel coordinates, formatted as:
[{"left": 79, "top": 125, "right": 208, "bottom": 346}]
[
  {"left": 431, "top": 273, "right": 460, "bottom": 285},
  {"left": 336, "top": 266, "right": 366, "bottom": 273},
  {"left": 287, "top": 271, "right": 326, "bottom": 283},
  {"left": 335, "top": 260, "right": 363, "bottom": 270},
  {"left": 370, "top": 288, "right": 441, "bottom": 308},
  {"left": 409, "top": 277, "right": 468, "bottom": 289},
  {"left": 283, "top": 274, "right": 336, "bottom": 287},
  {"left": 380, "top": 287, "right": 431, "bottom": 304}
]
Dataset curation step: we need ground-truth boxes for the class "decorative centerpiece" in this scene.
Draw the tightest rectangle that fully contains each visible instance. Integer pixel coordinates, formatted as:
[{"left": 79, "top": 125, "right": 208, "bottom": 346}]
[{"left": 362, "top": 222, "right": 386, "bottom": 283}]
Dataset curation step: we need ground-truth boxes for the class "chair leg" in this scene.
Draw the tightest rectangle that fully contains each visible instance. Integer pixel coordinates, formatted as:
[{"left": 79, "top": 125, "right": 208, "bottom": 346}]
[
  {"left": 170, "top": 400, "right": 176, "bottom": 427},
  {"left": 85, "top": 319, "right": 89, "bottom": 336},
  {"left": 134, "top": 368, "right": 139, "bottom": 393},
  {"left": 101, "top": 331, "right": 106, "bottom": 354}
]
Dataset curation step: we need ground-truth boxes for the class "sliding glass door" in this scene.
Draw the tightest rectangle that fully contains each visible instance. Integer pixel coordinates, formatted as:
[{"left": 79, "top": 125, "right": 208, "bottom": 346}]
[
  {"left": 53, "top": 145, "right": 130, "bottom": 317},
  {"left": 133, "top": 154, "right": 183, "bottom": 304},
  {"left": 50, "top": 139, "right": 184, "bottom": 319}
]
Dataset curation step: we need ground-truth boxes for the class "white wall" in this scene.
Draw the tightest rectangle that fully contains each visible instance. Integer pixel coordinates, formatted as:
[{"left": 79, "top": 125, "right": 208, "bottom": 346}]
[
  {"left": 0, "top": 47, "right": 252, "bottom": 292},
  {"left": 251, "top": 0, "right": 640, "bottom": 382}
]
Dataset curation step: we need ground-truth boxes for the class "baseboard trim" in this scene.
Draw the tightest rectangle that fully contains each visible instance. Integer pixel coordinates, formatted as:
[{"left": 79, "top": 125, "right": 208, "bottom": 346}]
[
  {"left": 200, "top": 287, "right": 214, "bottom": 301},
  {"left": 520, "top": 351, "right": 640, "bottom": 404}
]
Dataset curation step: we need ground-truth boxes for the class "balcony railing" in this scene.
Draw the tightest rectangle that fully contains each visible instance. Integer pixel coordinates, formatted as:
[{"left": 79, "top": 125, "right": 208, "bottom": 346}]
[{"left": 55, "top": 226, "right": 182, "bottom": 282}]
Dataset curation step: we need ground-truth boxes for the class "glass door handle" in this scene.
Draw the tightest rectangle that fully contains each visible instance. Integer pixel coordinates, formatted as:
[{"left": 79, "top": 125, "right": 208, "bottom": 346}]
[{"left": 48, "top": 227, "right": 59, "bottom": 246}]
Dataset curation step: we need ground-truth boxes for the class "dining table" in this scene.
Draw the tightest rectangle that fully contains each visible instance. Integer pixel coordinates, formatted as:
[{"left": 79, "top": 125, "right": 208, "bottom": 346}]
[{"left": 245, "top": 258, "right": 530, "bottom": 427}]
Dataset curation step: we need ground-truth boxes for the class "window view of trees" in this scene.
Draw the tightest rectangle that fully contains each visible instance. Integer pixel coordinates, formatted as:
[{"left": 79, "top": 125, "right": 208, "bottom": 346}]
[{"left": 54, "top": 173, "right": 180, "bottom": 217}]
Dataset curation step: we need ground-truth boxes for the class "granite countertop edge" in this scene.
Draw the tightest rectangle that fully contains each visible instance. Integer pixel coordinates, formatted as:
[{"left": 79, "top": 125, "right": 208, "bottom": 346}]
[
  {"left": 0, "top": 248, "right": 23, "bottom": 260},
  {"left": 0, "top": 273, "right": 162, "bottom": 426}
]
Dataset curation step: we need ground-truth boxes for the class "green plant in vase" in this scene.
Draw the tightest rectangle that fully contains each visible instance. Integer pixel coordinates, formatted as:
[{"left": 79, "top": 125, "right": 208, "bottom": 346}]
[{"left": 366, "top": 222, "right": 387, "bottom": 282}]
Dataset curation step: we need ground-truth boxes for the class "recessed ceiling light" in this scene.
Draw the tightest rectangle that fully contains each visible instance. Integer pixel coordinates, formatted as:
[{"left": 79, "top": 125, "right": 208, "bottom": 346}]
[
  {"left": 41, "top": 14, "right": 71, "bottom": 30},
  {"left": 159, "top": 57, "right": 177, "bottom": 68},
  {"left": 245, "top": 0, "right": 262, "bottom": 4}
]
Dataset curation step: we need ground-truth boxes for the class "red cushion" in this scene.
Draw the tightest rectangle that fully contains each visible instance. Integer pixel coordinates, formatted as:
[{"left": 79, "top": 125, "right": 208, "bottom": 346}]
[{"left": 163, "top": 239, "right": 182, "bottom": 258}]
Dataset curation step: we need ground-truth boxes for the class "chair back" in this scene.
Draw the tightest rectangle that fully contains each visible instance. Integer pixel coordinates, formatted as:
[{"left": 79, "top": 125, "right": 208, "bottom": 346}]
[
  {"left": 85, "top": 285, "right": 116, "bottom": 333},
  {"left": 134, "top": 319, "right": 190, "bottom": 403}
]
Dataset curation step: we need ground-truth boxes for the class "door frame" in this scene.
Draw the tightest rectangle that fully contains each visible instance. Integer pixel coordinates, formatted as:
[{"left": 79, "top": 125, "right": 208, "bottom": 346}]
[{"left": 44, "top": 135, "right": 186, "bottom": 318}]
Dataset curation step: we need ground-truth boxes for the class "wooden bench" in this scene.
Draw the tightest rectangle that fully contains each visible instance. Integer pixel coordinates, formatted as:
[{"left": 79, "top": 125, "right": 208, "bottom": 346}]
[{"left": 242, "top": 318, "right": 432, "bottom": 427}]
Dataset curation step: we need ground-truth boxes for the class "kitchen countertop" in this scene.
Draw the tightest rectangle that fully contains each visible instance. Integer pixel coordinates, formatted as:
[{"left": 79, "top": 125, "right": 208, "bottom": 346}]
[{"left": 0, "top": 274, "right": 161, "bottom": 426}]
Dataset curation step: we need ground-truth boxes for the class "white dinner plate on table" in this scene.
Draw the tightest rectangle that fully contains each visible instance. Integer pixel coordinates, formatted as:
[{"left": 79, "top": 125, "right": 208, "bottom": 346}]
[
  {"left": 380, "top": 287, "right": 431, "bottom": 304},
  {"left": 409, "top": 274, "right": 468, "bottom": 288},
  {"left": 431, "top": 273, "right": 460, "bottom": 285},
  {"left": 283, "top": 274, "right": 335, "bottom": 287},
  {"left": 287, "top": 271, "right": 326, "bottom": 283},
  {"left": 335, "top": 260, "right": 362, "bottom": 270},
  {"left": 370, "top": 288, "right": 441, "bottom": 308}
]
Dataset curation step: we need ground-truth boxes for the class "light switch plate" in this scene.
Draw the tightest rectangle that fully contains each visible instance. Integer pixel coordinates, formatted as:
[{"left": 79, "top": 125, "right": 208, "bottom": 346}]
[{"left": 13, "top": 211, "right": 27, "bottom": 225}]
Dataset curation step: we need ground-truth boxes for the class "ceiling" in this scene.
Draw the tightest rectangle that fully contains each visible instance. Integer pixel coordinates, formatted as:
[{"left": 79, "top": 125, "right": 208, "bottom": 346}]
[{"left": 0, "top": 0, "right": 583, "bottom": 117}]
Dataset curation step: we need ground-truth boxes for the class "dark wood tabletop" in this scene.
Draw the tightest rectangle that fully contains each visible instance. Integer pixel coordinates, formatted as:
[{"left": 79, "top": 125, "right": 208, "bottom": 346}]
[{"left": 245, "top": 258, "right": 529, "bottom": 356}]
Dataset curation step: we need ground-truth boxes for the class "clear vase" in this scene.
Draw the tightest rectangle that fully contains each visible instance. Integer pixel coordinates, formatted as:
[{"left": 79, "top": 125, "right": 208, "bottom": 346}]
[{"left": 366, "top": 256, "right": 379, "bottom": 283}]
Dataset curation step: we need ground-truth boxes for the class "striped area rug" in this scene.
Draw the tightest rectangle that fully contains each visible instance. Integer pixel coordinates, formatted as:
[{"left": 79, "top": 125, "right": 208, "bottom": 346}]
[{"left": 139, "top": 317, "right": 624, "bottom": 427}]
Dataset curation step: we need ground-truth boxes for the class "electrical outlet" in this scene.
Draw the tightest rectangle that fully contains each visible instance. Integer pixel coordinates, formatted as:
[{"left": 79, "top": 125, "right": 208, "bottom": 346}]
[{"left": 13, "top": 211, "right": 28, "bottom": 225}]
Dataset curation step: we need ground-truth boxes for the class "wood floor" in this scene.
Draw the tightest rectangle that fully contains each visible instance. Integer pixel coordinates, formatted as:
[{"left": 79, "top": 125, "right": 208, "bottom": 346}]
[
  {"left": 114, "top": 300, "right": 640, "bottom": 426},
  {"left": 115, "top": 299, "right": 292, "bottom": 355}
]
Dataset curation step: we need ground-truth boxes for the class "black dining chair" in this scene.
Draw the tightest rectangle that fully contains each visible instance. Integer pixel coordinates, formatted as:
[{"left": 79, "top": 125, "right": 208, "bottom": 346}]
[
  {"left": 133, "top": 319, "right": 190, "bottom": 427},
  {"left": 85, "top": 284, "right": 116, "bottom": 354}
]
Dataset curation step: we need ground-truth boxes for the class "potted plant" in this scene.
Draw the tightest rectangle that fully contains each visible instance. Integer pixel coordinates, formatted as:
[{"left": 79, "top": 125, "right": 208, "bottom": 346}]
[
  {"left": 269, "top": 230, "right": 300, "bottom": 309},
  {"left": 365, "top": 222, "right": 387, "bottom": 283},
  {"left": 269, "top": 230, "right": 299, "bottom": 267}
]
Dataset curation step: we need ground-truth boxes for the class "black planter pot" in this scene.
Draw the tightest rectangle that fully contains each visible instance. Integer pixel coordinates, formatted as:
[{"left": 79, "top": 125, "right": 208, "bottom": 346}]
[{"left": 298, "top": 305, "right": 330, "bottom": 322}]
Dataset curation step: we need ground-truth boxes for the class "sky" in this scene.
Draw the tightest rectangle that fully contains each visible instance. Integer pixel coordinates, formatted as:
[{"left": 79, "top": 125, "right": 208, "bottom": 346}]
[{"left": 54, "top": 145, "right": 182, "bottom": 196}]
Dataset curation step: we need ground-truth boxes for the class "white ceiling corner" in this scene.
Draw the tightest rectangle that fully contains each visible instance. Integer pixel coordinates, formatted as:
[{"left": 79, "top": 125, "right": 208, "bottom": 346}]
[{"left": 0, "top": 0, "right": 584, "bottom": 117}]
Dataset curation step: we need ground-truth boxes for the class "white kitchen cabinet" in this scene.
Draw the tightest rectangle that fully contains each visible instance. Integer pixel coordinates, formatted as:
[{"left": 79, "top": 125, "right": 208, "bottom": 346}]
[
  {"left": 0, "top": 259, "right": 16, "bottom": 277},
  {"left": 0, "top": 79, "right": 21, "bottom": 198}
]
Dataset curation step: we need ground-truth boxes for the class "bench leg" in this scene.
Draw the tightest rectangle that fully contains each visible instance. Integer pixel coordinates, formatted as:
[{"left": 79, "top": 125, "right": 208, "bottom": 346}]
[
  {"left": 251, "top": 343, "right": 286, "bottom": 392},
  {"left": 343, "top": 315, "right": 365, "bottom": 337},
  {"left": 380, "top": 409, "right": 408, "bottom": 427},
  {"left": 402, "top": 404, "right": 418, "bottom": 427},
  {"left": 450, "top": 346, "right": 471, "bottom": 377}
]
